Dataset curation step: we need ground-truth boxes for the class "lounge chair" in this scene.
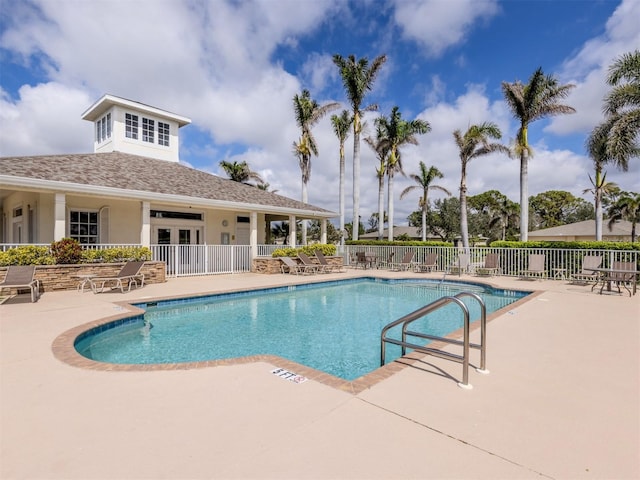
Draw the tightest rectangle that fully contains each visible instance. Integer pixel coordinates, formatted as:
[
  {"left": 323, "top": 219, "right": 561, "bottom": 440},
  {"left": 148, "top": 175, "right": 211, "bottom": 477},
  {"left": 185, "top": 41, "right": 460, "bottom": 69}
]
[
  {"left": 414, "top": 253, "right": 437, "bottom": 273},
  {"left": 376, "top": 252, "right": 395, "bottom": 269},
  {"left": 387, "top": 251, "right": 415, "bottom": 271},
  {"left": 476, "top": 253, "right": 500, "bottom": 276},
  {"left": 597, "top": 261, "right": 637, "bottom": 297},
  {"left": 280, "top": 256, "right": 316, "bottom": 275},
  {"left": 448, "top": 253, "right": 470, "bottom": 276},
  {"left": 315, "top": 251, "right": 345, "bottom": 273},
  {"left": 521, "top": 254, "right": 546, "bottom": 279},
  {"left": 571, "top": 255, "right": 603, "bottom": 285},
  {"left": 90, "top": 261, "right": 146, "bottom": 293},
  {"left": 0, "top": 265, "right": 40, "bottom": 302},
  {"left": 298, "top": 252, "right": 325, "bottom": 273}
]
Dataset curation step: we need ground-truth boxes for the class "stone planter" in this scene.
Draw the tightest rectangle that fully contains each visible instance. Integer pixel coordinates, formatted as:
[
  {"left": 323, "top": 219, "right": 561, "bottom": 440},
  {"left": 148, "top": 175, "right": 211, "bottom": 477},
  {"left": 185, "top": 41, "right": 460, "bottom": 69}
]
[
  {"left": 0, "top": 261, "right": 166, "bottom": 293},
  {"left": 252, "top": 256, "right": 344, "bottom": 274}
]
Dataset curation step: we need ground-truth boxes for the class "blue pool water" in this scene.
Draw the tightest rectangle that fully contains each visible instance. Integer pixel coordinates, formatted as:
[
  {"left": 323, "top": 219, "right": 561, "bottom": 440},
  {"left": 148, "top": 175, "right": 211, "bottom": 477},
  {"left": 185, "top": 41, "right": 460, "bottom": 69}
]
[{"left": 75, "top": 278, "right": 528, "bottom": 380}]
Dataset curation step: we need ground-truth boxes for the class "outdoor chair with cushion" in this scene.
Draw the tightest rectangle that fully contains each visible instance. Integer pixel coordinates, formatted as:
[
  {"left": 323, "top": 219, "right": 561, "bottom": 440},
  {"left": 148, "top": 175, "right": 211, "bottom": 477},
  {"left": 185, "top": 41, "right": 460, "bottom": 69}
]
[
  {"left": 448, "top": 253, "right": 470, "bottom": 276},
  {"left": 414, "top": 253, "right": 437, "bottom": 273},
  {"left": 280, "top": 256, "right": 317, "bottom": 275},
  {"left": 90, "top": 261, "right": 146, "bottom": 293},
  {"left": 571, "top": 255, "right": 603, "bottom": 285},
  {"left": 476, "top": 253, "right": 500, "bottom": 276},
  {"left": 0, "top": 265, "right": 40, "bottom": 303},
  {"left": 520, "top": 254, "right": 546, "bottom": 279},
  {"left": 315, "top": 251, "right": 345, "bottom": 273}
]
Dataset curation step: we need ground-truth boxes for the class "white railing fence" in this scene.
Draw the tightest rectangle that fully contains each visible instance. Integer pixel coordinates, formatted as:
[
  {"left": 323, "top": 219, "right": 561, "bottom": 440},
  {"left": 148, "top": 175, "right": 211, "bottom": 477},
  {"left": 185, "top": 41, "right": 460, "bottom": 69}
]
[
  {"left": 2, "top": 243, "right": 638, "bottom": 279},
  {"left": 337, "top": 245, "right": 639, "bottom": 278}
]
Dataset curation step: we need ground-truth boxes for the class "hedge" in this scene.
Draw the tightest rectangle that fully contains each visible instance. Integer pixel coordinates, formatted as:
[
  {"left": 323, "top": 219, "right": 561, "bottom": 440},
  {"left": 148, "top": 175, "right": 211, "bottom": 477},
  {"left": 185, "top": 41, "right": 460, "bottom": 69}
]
[
  {"left": 490, "top": 240, "right": 640, "bottom": 251},
  {"left": 0, "top": 243, "right": 153, "bottom": 266},
  {"left": 271, "top": 244, "right": 337, "bottom": 258}
]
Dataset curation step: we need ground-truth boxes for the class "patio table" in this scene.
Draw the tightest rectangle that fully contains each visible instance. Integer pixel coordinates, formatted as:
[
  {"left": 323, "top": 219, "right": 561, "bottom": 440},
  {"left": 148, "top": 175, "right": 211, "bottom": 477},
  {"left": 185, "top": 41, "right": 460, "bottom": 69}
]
[{"left": 587, "top": 267, "right": 638, "bottom": 296}]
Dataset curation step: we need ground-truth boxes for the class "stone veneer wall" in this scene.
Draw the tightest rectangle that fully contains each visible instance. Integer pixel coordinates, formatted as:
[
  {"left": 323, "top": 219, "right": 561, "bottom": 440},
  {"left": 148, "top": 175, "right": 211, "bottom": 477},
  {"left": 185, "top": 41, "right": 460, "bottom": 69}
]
[
  {"left": 0, "top": 262, "right": 166, "bottom": 293},
  {"left": 252, "top": 256, "right": 344, "bottom": 274}
]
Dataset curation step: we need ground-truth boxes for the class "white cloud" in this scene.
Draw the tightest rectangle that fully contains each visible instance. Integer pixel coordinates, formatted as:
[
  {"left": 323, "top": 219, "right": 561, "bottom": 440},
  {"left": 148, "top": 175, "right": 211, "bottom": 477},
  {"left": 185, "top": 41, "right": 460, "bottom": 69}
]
[
  {"left": 546, "top": 0, "right": 640, "bottom": 136},
  {"left": 392, "top": 0, "right": 500, "bottom": 57},
  {"left": 0, "top": 83, "right": 93, "bottom": 156}
]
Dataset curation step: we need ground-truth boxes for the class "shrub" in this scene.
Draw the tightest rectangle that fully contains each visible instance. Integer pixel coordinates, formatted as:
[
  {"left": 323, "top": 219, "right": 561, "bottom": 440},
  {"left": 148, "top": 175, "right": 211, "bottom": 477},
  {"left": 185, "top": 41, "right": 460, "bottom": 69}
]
[
  {"left": 50, "top": 238, "right": 83, "bottom": 264},
  {"left": 0, "top": 246, "right": 53, "bottom": 266},
  {"left": 271, "top": 244, "right": 337, "bottom": 258},
  {"left": 490, "top": 240, "right": 640, "bottom": 251}
]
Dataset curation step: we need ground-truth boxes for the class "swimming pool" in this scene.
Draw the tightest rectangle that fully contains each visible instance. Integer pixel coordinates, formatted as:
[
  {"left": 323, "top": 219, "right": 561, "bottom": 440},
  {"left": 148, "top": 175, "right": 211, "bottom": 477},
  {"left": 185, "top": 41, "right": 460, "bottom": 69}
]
[{"left": 75, "top": 278, "right": 529, "bottom": 381}]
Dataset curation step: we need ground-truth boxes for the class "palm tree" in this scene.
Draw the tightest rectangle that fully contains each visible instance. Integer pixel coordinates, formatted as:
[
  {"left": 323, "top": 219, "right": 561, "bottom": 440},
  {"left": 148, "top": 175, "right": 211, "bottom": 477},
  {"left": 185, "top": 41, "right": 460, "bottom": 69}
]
[
  {"left": 375, "top": 106, "right": 430, "bottom": 240},
  {"left": 365, "top": 125, "right": 389, "bottom": 240},
  {"left": 330, "top": 110, "right": 352, "bottom": 244},
  {"left": 333, "top": 53, "right": 387, "bottom": 240},
  {"left": 502, "top": 68, "right": 575, "bottom": 241},
  {"left": 585, "top": 122, "right": 619, "bottom": 240},
  {"left": 607, "top": 192, "right": 640, "bottom": 242},
  {"left": 219, "top": 160, "right": 264, "bottom": 184},
  {"left": 400, "top": 162, "right": 451, "bottom": 242},
  {"left": 600, "top": 50, "right": 640, "bottom": 170},
  {"left": 292, "top": 89, "right": 339, "bottom": 244},
  {"left": 453, "top": 122, "right": 510, "bottom": 250},
  {"left": 488, "top": 197, "right": 520, "bottom": 241}
]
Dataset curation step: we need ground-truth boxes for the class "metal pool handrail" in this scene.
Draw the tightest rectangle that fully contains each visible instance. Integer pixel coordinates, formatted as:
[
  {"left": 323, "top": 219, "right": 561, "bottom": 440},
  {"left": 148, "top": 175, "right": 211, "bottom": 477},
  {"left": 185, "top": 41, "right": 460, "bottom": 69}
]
[{"left": 380, "top": 291, "right": 487, "bottom": 389}]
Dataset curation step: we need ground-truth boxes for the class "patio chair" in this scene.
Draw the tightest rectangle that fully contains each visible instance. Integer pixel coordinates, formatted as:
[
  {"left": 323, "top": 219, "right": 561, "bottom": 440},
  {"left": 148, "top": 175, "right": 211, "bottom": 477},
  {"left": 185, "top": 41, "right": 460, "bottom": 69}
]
[
  {"left": 298, "top": 252, "right": 325, "bottom": 273},
  {"left": 314, "top": 251, "right": 345, "bottom": 273},
  {"left": 355, "top": 251, "right": 373, "bottom": 269},
  {"left": 598, "top": 261, "right": 636, "bottom": 297},
  {"left": 280, "top": 256, "right": 316, "bottom": 275},
  {"left": 376, "top": 252, "right": 395, "bottom": 269},
  {"left": 448, "top": 253, "right": 470, "bottom": 276},
  {"left": 520, "top": 254, "right": 546, "bottom": 279},
  {"left": 90, "top": 261, "right": 146, "bottom": 293},
  {"left": 414, "top": 253, "right": 437, "bottom": 273},
  {"left": 571, "top": 255, "right": 603, "bottom": 285},
  {"left": 0, "top": 265, "right": 40, "bottom": 303},
  {"left": 476, "top": 253, "right": 500, "bottom": 276},
  {"left": 387, "top": 251, "right": 415, "bottom": 271}
]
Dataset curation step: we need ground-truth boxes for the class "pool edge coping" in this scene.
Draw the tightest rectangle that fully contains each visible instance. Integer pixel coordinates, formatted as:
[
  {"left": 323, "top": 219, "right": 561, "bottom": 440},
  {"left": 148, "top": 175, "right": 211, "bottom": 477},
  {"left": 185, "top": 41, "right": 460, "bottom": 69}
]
[{"left": 51, "top": 279, "right": 542, "bottom": 395}]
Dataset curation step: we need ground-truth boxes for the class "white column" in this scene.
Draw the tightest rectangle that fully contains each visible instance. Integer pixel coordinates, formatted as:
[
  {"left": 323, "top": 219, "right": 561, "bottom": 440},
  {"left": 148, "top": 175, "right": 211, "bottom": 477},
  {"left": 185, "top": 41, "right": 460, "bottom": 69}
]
[
  {"left": 321, "top": 219, "right": 327, "bottom": 244},
  {"left": 54, "top": 193, "right": 66, "bottom": 241},
  {"left": 289, "top": 215, "right": 296, "bottom": 248},
  {"left": 250, "top": 211, "right": 258, "bottom": 259},
  {"left": 140, "top": 201, "right": 151, "bottom": 247}
]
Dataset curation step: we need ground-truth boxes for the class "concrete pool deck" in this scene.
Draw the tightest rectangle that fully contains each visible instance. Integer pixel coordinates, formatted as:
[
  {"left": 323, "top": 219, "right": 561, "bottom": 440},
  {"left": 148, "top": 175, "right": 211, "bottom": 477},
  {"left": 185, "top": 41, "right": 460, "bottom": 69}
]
[{"left": 1, "top": 269, "right": 638, "bottom": 479}]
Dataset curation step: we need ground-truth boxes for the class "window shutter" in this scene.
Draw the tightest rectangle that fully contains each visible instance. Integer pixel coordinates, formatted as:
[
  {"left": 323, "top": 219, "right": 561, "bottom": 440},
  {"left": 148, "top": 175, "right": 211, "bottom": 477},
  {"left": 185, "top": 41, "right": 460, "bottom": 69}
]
[{"left": 99, "top": 206, "right": 110, "bottom": 244}]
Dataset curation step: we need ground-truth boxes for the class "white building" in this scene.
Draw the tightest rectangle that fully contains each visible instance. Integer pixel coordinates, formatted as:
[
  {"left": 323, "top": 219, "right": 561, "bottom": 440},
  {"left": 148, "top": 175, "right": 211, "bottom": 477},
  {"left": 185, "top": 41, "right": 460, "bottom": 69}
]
[{"left": 0, "top": 95, "right": 335, "bottom": 254}]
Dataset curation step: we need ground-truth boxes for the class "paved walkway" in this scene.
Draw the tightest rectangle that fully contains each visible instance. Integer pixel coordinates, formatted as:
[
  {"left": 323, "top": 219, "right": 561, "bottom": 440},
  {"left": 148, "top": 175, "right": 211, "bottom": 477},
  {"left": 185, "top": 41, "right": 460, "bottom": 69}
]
[{"left": 1, "top": 270, "right": 639, "bottom": 479}]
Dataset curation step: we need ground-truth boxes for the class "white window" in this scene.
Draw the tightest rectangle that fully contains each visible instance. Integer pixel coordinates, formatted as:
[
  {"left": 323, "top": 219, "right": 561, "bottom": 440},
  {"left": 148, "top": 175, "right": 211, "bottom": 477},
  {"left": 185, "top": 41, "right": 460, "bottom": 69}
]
[
  {"left": 142, "top": 117, "right": 155, "bottom": 143},
  {"left": 125, "top": 113, "right": 139, "bottom": 139},
  {"left": 158, "top": 122, "right": 170, "bottom": 146},
  {"left": 95, "top": 113, "right": 112, "bottom": 143},
  {"left": 69, "top": 210, "right": 99, "bottom": 244}
]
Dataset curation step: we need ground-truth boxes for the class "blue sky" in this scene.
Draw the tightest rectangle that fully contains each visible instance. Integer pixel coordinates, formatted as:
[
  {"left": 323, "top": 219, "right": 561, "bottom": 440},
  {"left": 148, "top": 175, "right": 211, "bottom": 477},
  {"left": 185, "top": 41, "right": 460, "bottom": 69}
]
[{"left": 1, "top": 0, "right": 638, "bottom": 226}]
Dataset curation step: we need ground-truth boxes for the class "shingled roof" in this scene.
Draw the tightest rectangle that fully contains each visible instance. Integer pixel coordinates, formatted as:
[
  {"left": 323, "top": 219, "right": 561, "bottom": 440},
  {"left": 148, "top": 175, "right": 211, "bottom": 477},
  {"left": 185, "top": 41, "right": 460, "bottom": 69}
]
[{"left": 0, "top": 152, "right": 335, "bottom": 217}]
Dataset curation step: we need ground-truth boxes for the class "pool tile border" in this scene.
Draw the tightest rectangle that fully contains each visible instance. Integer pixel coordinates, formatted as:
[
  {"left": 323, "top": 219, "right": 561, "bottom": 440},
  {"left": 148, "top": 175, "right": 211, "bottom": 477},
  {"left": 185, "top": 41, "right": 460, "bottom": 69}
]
[{"left": 51, "top": 282, "right": 542, "bottom": 395}]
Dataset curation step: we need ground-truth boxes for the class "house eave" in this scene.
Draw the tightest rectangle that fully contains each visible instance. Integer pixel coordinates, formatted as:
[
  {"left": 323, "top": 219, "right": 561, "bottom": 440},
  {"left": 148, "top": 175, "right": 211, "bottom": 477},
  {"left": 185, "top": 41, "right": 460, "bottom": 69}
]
[
  {"left": 81, "top": 94, "right": 191, "bottom": 127},
  {"left": 0, "top": 175, "right": 336, "bottom": 219}
]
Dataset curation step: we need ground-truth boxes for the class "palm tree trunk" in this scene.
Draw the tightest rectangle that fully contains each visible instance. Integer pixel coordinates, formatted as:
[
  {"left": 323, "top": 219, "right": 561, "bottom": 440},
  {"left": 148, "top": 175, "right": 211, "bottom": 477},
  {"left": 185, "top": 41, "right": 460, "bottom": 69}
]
[
  {"left": 378, "top": 176, "right": 384, "bottom": 240},
  {"left": 301, "top": 181, "right": 308, "bottom": 245},
  {"left": 352, "top": 122, "right": 361, "bottom": 241},
  {"left": 421, "top": 196, "right": 427, "bottom": 242},
  {"left": 519, "top": 149, "right": 529, "bottom": 242},
  {"left": 339, "top": 148, "right": 345, "bottom": 245},
  {"left": 387, "top": 171, "right": 394, "bottom": 241},
  {"left": 460, "top": 169, "right": 469, "bottom": 251},
  {"left": 595, "top": 188, "right": 603, "bottom": 241}
]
